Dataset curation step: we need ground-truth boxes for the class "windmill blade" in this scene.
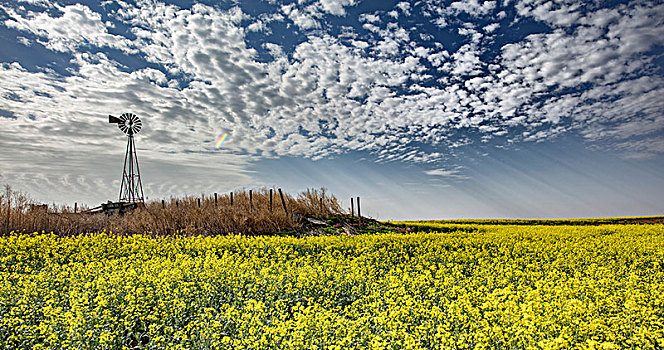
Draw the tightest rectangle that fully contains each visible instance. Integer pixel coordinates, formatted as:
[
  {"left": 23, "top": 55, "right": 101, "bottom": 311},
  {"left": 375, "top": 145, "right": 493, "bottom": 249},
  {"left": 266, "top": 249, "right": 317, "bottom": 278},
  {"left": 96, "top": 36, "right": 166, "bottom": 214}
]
[{"left": 130, "top": 114, "right": 142, "bottom": 134}]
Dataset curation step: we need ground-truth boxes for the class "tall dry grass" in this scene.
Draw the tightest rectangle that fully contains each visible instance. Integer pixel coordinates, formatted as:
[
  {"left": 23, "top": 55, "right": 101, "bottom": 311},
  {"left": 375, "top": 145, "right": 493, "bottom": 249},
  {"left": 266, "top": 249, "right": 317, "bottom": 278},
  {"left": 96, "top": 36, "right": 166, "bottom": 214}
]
[{"left": 0, "top": 186, "right": 344, "bottom": 236}]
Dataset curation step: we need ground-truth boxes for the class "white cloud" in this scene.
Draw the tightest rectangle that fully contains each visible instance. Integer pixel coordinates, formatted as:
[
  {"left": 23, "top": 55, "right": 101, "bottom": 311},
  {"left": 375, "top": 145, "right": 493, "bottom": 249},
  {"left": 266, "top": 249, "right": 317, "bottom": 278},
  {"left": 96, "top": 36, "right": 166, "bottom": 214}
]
[
  {"left": 516, "top": 0, "right": 581, "bottom": 27},
  {"left": 247, "top": 20, "right": 267, "bottom": 32},
  {"left": 492, "top": 2, "right": 664, "bottom": 146},
  {"left": 616, "top": 137, "right": 664, "bottom": 160},
  {"left": 130, "top": 68, "right": 168, "bottom": 86},
  {"left": 424, "top": 167, "right": 470, "bottom": 179},
  {"left": 449, "top": 43, "right": 483, "bottom": 76},
  {"left": 449, "top": 0, "right": 496, "bottom": 17},
  {"left": 282, "top": 4, "right": 320, "bottom": 30},
  {"left": 410, "top": 0, "right": 664, "bottom": 158},
  {"left": 362, "top": 22, "right": 380, "bottom": 32},
  {"left": 396, "top": 2, "right": 412, "bottom": 15},
  {"left": 16, "top": 36, "right": 31, "bottom": 46},
  {"left": 4, "top": 3, "right": 134, "bottom": 53},
  {"left": 433, "top": 17, "right": 448, "bottom": 28},
  {"left": 359, "top": 13, "right": 380, "bottom": 23},
  {"left": 15, "top": 0, "right": 54, "bottom": 7},
  {"left": 426, "top": 50, "right": 449, "bottom": 67},
  {"left": 364, "top": 21, "right": 412, "bottom": 57},
  {"left": 425, "top": 0, "right": 498, "bottom": 32},
  {"left": 317, "top": 0, "right": 357, "bottom": 16},
  {"left": 483, "top": 22, "right": 500, "bottom": 33}
]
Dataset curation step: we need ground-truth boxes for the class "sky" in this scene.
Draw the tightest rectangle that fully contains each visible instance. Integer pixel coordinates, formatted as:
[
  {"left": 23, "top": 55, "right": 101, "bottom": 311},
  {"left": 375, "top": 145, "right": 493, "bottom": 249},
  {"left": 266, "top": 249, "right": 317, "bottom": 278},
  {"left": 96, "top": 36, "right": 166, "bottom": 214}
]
[{"left": 0, "top": 0, "right": 663, "bottom": 220}]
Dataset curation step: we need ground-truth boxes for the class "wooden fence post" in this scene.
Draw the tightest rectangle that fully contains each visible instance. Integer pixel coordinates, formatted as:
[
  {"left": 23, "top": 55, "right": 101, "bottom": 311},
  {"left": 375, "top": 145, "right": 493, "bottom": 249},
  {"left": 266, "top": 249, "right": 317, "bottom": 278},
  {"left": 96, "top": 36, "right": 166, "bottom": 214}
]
[
  {"left": 269, "top": 189, "right": 273, "bottom": 213},
  {"left": 17, "top": 204, "right": 21, "bottom": 231},
  {"left": 176, "top": 200, "right": 179, "bottom": 208},
  {"left": 357, "top": 197, "right": 361, "bottom": 218},
  {"left": 5, "top": 197, "right": 10, "bottom": 233},
  {"left": 230, "top": 192, "right": 234, "bottom": 206},
  {"left": 214, "top": 193, "right": 218, "bottom": 206},
  {"left": 350, "top": 197, "right": 354, "bottom": 216},
  {"left": 162, "top": 199, "right": 165, "bottom": 209},
  {"left": 249, "top": 190, "right": 253, "bottom": 211},
  {"left": 74, "top": 202, "right": 77, "bottom": 214},
  {"left": 278, "top": 188, "right": 288, "bottom": 216},
  {"left": 198, "top": 198, "right": 201, "bottom": 208}
]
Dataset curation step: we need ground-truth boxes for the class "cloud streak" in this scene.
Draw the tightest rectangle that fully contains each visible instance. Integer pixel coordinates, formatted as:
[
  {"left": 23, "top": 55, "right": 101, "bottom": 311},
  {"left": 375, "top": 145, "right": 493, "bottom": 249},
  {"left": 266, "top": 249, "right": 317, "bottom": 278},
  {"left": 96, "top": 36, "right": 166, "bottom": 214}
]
[{"left": 424, "top": 167, "right": 470, "bottom": 179}]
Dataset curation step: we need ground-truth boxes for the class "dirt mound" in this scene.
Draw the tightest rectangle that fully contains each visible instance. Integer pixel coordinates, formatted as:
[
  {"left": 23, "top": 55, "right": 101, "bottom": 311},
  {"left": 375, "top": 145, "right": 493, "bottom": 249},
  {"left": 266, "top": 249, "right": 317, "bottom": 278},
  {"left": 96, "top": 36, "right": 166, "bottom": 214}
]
[{"left": 297, "top": 216, "right": 411, "bottom": 236}]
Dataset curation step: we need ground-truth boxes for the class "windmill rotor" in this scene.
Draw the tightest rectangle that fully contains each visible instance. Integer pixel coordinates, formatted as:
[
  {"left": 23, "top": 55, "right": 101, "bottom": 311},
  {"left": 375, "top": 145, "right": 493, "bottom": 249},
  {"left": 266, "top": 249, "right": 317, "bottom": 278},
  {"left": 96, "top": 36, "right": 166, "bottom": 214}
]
[{"left": 110, "top": 113, "right": 142, "bottom": 135}]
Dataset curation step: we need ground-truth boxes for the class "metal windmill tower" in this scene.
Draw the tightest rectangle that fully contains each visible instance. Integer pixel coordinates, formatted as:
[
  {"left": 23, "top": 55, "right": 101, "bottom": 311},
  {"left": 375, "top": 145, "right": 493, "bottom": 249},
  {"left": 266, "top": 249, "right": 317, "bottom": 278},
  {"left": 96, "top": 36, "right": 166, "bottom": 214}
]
[{"left": 109, "top": 113, "right": 144, "bottom": 204}]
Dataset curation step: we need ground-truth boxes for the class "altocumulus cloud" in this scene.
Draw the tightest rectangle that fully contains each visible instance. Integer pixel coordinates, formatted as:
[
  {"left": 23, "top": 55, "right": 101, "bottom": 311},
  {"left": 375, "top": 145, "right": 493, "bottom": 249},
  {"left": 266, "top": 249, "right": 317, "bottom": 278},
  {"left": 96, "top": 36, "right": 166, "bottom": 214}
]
[{"left": 0, "top": 0, "right": 663, "bottom": 202}]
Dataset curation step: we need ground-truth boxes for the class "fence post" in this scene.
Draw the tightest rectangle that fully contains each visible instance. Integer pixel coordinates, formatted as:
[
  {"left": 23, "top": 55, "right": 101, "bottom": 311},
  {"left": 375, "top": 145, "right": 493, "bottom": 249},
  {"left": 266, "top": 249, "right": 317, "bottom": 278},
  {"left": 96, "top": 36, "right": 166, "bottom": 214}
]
[
  {"left": 230, "top": 192, "right": 233, "bottom": 206},
  {"left": 176, "top": 200, "right": 179, "bottom": 208},
  {"left": 350, "top": 197, "right": 354, "bottom": 216},
  {"left": 278, "top": 188, "right": 288, "bottom": 216},
  {"left": 5, "top": 197, "right": 10, "bottom": 233},
  {"left": 214, "top": 193, "right": 218, "bottom": 206},
  {"left": 357, "top": 197, "right": 361, "bottom": 219},
  {"left": 269, "top": 189, "right": 273, "bottom": 213},
  {"left": 162, "top": 199, "right": 165, "bottom": 209},
  {"left": 74, "top": 202, "right": 77, "bottom": 213},
  {"left": 198, "top": 198, "right": 201, "bottom": 208},
  {"left": 249, "top": 190, "right": 253, "bottom": 211}
]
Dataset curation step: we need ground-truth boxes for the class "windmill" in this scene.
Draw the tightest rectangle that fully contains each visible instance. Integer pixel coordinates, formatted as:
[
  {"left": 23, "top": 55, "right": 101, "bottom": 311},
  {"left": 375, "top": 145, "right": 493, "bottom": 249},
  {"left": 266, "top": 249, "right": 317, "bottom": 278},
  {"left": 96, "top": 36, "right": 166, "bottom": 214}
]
[
  {"left": 109, "top": 113, "right": 145, "bottom": 204},
  {"left": 87, "top": 113, "right": 146, "bottom": 215}
]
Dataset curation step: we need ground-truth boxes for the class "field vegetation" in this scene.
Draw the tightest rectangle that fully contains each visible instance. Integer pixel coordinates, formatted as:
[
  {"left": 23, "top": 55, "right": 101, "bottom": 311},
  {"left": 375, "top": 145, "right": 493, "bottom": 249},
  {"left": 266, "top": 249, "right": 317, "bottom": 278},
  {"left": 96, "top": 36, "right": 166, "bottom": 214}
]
[
  {"left": 399, "top": 217, "right": 664, "bottom": 226},
  {"left": 1, "top": 223, "right": 663, "bottom": 349},
  {"left": 0, "top": 186, "right": 343, "bottom": 236}
]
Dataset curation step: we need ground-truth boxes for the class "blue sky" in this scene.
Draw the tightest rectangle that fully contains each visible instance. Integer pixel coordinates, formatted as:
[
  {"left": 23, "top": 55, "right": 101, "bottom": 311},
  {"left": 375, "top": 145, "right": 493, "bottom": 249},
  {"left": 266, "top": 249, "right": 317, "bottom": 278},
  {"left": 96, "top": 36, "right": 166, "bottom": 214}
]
[{"left": 0, "top": 0, "right": 663, "bottom": 219}]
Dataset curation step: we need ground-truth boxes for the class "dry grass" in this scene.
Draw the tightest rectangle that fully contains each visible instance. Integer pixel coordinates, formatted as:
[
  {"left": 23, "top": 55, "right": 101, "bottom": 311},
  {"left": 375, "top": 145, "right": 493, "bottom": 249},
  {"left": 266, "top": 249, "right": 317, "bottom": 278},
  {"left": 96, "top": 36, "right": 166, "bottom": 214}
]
[{"left": 0, "top": 186, "right": 344, "bottom": 236}]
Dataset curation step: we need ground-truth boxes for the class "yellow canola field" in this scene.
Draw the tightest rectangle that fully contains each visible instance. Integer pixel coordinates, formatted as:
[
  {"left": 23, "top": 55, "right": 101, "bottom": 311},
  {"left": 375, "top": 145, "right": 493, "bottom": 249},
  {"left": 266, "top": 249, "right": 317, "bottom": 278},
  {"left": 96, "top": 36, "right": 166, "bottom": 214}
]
[{"left": 1, "top": 224, "right": 663, "bottom": 349}]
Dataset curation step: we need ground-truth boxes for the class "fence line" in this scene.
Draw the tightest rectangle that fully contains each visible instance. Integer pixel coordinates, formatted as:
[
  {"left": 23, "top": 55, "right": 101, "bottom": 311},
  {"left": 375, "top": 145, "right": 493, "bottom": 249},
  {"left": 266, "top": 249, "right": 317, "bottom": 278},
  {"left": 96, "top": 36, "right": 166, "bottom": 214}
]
[{"left": 0, "top": 187, "right": 359, "bottom": 235}]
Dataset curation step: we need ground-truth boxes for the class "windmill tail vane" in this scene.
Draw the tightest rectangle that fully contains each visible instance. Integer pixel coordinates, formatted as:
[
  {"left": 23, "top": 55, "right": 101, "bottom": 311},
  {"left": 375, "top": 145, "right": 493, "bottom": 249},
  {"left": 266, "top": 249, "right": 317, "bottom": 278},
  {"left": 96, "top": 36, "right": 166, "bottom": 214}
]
[{"left": 109, "top": 113, "right": 144, "bottom": 204}]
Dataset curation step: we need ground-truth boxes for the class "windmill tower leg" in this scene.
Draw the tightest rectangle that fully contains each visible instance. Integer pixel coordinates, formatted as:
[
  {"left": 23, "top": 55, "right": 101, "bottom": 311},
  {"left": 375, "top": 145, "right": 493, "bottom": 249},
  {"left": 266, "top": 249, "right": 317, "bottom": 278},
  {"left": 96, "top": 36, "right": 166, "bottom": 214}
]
[
  {"left": 119, "top": 134, "right": 144, "bottom": 204},
  {"left": 120, "top": 135, "right": 131, "bottom": 202},
  {"left": 132, "top": 137, "right": 145, "bottom": 202},
  {"left": 128, "top": 135, "right": 134, "bottom": 202}
]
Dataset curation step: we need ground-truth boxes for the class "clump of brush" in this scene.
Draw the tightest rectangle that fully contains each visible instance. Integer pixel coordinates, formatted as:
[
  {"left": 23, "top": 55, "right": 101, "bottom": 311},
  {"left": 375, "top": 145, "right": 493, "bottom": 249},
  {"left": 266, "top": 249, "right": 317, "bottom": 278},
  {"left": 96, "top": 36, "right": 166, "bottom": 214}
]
[{"left": 0, "top": 186, "right": 344, "bottom": 236}]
